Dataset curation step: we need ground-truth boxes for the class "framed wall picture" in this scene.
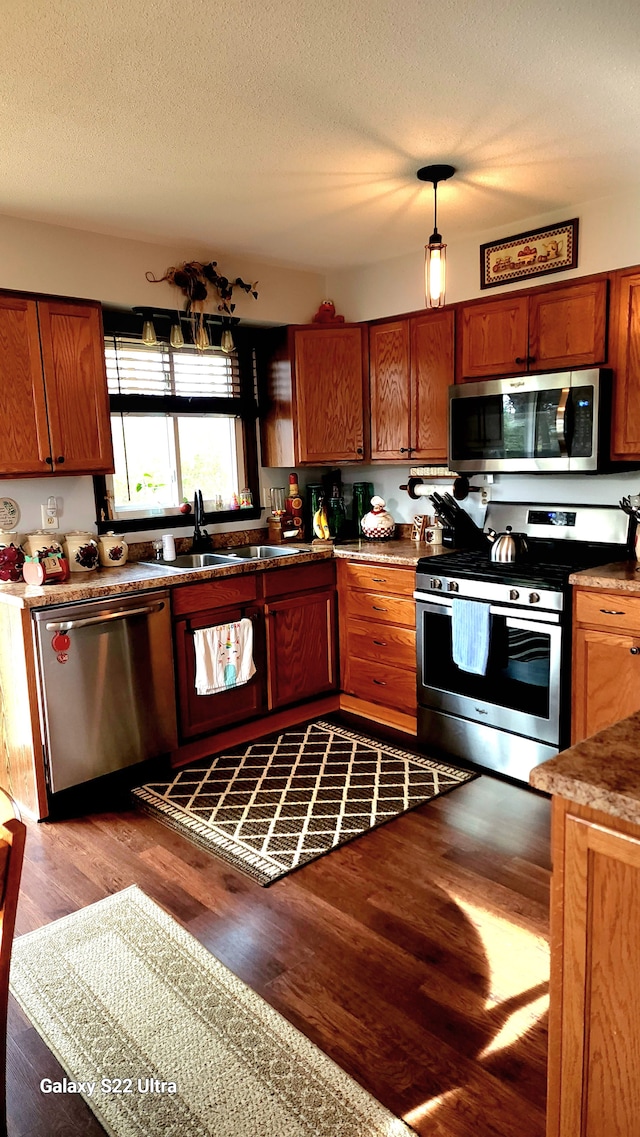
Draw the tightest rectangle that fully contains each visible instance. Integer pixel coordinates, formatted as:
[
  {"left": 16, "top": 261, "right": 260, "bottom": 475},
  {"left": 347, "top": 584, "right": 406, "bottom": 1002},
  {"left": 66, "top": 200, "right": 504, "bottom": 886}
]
[{"left": 480, "top": 218, "right": 579, "bottom": 289}]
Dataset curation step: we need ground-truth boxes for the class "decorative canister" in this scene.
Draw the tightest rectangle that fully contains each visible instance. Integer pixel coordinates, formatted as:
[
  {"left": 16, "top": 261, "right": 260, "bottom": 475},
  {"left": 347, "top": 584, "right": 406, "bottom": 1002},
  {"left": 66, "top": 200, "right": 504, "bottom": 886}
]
[
  {"left": 98, "top": 532, "right": 128, "bottom": 567},
  {"left": 62, "top": 531, "right": 100, "bottom": 572},
  {"left": 23, "top": 531, "right": 65, "bottom": 559},
  {"left": 360, "top": 496, "right": 396, "bottom": 541}
]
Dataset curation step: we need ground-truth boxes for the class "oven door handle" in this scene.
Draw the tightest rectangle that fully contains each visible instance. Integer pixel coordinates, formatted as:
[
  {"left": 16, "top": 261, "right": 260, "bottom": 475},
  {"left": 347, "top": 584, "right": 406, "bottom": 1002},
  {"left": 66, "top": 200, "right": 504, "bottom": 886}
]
[
  {"left": 415, "top": 595, "right": 561, "bottom": 625},
  {"left": 504, "top": 615, "right": 563, "bottom": 635}
]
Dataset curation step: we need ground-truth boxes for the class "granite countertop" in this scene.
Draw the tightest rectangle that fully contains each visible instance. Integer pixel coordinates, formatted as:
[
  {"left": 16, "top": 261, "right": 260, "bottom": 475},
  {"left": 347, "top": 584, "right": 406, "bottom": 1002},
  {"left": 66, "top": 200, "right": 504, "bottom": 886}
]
[
  {"left": 333, "top": 539, "right": 451, "bottom": 566},
  {"left": 530, "top": 710, "right": 640, "bottom": 824},
  {"left": 0, "top": 546, "right": 333, "bottom": 610},
  {"left": 570, "top": 560, "right": 640, "bottom": 592}
]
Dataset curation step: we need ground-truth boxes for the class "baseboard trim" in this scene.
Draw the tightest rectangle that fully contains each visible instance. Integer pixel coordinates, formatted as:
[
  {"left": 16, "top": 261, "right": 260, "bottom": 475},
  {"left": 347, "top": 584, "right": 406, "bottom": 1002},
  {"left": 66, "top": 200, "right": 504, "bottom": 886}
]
[
  {"left": 171, "top": 694, "right": 341, "bottom": 767},
  {"left": 339, "top": 695, "right": 417, "bottom": 736}
]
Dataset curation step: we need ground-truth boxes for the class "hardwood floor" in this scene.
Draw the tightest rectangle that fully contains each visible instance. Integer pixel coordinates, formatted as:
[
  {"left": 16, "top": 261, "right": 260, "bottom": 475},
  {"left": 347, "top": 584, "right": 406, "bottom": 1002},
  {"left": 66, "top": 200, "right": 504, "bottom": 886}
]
[{"left": 6, "top": 736, "right": 551, "bottom": 1137}]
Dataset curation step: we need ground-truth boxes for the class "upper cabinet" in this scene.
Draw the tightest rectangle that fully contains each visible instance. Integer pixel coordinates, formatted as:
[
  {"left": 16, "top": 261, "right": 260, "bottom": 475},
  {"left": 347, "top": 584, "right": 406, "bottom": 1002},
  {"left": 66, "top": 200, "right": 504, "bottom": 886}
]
[
  {"left": 369, "top": 309, "right": 454, "bottom": 462},
  {"left": 261, "top": 324, "right": 368, "bottom": 466},
  {"left": 457, "top": 279, "right": 608, "bottom": 381},
  {"left": 610, "top": 267, "right": 640, "bottom": 459},
  {"left": 0, "top": 291, "right": 114, "bottom": 478}
]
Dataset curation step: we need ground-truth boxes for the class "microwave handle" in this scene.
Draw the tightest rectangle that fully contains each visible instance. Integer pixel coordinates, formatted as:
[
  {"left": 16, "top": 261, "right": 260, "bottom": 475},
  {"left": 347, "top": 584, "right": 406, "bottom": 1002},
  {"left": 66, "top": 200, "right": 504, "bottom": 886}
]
[{"left": 555, "top": 387, "right": 570, "bottom": 456}]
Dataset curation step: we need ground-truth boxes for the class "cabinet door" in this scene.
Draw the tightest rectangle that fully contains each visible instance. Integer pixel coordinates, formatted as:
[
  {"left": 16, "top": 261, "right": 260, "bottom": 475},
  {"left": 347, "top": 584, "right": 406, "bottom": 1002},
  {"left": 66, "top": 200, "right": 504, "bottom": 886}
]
[
  {"left": 572, "top": 627, "right": 640, "bottom": 742},
  {"left": 528, "top": 280, "right": 607, "bottom": 372},
  {"left": 459, "top": 295, "right": 529, "bottom": 379},
  {"left": 0, "top": 294, "right": 52, "bottom": 476},
  {"left": 610, "top": 269, "right": 640, "bottom": 458},
  {"left": 410, "top": 309, "right": 454, "bottom": 461},
  {"left": 555, "top": 815, "right": 640, "bottom": 1137},
  {"left": 265, "top": 589, "right": 337, "bottom": 710},
  {"left": 174, "top": 605, "right": 264, "bottom": 739},
  {"left": 37, "top": 301, "right": 114, "bottom": 474},
  {"left": 369, "top": 321, "right": 411, "bottom": 459},
  {"left": 293, "top": 327, "right": 366, "bottom": 462}
]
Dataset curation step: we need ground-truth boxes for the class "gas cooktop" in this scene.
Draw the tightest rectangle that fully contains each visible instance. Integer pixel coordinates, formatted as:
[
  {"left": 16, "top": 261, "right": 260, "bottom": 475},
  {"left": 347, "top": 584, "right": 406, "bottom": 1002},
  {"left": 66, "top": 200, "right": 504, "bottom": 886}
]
[{"left": 417, "top": 543, "right": 625, "bottom": 593}]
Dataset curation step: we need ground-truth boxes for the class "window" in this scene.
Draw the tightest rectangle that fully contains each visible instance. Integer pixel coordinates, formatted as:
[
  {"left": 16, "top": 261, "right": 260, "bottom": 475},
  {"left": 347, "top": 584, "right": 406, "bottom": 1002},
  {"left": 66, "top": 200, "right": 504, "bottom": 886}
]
[{"left": 95, "top": 328, "right": 261, "bottom": 533}]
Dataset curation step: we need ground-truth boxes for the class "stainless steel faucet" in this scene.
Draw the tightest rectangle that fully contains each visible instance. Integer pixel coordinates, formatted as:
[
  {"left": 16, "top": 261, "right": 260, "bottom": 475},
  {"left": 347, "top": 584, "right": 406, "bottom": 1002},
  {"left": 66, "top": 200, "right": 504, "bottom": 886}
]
[{"left": 190, "top": 490, "right": 212, "bottom": 551}]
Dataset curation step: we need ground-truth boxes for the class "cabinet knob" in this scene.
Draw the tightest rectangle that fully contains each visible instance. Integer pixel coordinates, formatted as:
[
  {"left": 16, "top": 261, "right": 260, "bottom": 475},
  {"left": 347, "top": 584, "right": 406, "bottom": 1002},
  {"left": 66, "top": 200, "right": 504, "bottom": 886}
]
[
  {"left": 372, "top": 678, "right": 387, "bottom": 686},
  {"left": 356, "top": 447, "right": 363, "bottom": 455},
  {"left": 515, "top": 357, "right": 527, "bottom": 364},
  {"left": 372, "top": 639, "right": 387, "bottom": 647},
  {"left": 631, "top": 647, "right": 640, "bottom": 655},
  {"left": 56, "top": 456, "right": 65, "bottom": 464},
  {"left": 399, "top": 447, "right": 412, "bottom": 454},
  {"left": 45, "top": 456, "right": 53, "bottom": 465},
  {"left": 527, "top": 356, "right": 536, "bottom": 364},
  {"left": 372, "top": 605, "right": 387, "bottom": 612}
]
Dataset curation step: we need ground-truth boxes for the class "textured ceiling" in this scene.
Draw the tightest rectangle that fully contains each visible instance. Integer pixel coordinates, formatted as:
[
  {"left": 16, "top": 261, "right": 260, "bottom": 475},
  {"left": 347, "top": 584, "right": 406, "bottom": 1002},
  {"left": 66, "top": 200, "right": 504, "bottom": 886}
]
[{"left": 1, "top": 0, "right": 638, "bottom": 270}]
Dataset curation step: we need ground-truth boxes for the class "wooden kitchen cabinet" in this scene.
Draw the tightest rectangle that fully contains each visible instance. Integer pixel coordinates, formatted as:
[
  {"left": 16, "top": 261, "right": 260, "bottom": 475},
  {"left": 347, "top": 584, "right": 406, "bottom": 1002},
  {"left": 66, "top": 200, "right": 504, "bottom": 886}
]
[
  {"left": 260, "top": 324, "right": 368, "bottom": 465},
  {"left": 547, "top": 798, "right": 640, "bottom": 1137},
  {"left": 369, "top": 310, "right": 454, "bottom": 462},
  {"left": 610, "top": 267, "right": 640, "bottom": 458},
  {"left": 572, "top": 589, "right": 640, "bottom": 742},
  {"left": 338, "top": 558, "right": 417, "bottom": 733},
  {"left": 265, "top": 589, "right": 337, "bottom": 709},
  {"left": 457, "top": 279, "right": 607, "bottom": 381},
  {"left": 0, "top": 290, "right": 114, "bottom": 477}
]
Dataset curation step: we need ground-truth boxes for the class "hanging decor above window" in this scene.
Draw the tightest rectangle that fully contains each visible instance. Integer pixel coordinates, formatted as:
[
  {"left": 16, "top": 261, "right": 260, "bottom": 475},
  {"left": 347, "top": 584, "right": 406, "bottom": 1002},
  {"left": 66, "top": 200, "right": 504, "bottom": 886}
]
[{"left": 145, "top": 260, "right": 259, "bottom": 315}]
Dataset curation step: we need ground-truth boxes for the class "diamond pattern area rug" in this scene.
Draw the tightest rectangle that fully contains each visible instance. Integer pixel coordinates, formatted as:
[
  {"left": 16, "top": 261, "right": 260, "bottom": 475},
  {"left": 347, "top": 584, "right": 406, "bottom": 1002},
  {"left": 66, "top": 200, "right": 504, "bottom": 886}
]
[{"left": 133, "top": 720, "right": 476, "bottom": 885}]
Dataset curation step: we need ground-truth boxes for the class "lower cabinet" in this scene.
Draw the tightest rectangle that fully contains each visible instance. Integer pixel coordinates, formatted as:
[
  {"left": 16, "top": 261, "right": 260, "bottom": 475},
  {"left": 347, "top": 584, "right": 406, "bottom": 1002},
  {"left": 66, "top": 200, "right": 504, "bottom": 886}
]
[
  {"left": 337, "top": 559, "right": 417, "bottom": 730},
  {"left": 548, "top": 798, "right": 640, "bottom": 1137},
  {"left": 172, "top": 560, "right": 337, "bottom": 742},
  {"left": 572, "top": 588, "right": 640, "bottom": 742}
]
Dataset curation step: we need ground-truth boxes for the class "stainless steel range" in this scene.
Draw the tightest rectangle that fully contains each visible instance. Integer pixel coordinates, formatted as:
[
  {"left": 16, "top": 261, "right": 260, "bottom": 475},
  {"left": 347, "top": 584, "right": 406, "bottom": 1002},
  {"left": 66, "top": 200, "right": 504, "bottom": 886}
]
[{"left": 415, "top": 503, "right": 629, "bottom": 784}]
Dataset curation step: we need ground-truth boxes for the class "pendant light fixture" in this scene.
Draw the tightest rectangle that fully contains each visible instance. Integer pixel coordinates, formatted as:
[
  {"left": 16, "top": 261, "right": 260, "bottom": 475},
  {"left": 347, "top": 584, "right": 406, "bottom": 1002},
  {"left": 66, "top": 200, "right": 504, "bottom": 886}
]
[
  {"left": 140, "top": 308, "right": 158, "bottom": 346},
  {"left": 169, "top": 315, "right": 185, "bottom": 348},
  {"left": 416, "top": 164, "right": 456, "bottom": 308},
  {"left": 220, "top": 324, "right": 235, "bottom": 354}
]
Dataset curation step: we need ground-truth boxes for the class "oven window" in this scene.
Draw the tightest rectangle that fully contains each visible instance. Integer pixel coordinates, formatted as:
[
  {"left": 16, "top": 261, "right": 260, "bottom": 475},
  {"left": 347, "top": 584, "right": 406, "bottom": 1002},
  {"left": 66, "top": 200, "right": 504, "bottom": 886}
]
[{"left": 421, "top": 609, "right": 551, "bottom": 718}]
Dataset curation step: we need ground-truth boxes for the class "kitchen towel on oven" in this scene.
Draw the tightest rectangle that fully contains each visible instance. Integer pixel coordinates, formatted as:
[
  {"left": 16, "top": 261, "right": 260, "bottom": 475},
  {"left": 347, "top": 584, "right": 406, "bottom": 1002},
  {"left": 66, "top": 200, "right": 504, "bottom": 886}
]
[
  {"left": 451, "top": 598, "right": 491, "bottom": 676},
  {"left": 193, "top": 619, "right": 256, "bottom": 695}
]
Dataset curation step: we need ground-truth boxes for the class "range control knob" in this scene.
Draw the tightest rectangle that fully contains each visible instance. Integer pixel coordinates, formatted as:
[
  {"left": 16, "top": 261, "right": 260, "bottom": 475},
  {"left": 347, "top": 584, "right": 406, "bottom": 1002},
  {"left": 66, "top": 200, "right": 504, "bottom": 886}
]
[
  {"left": 430, "top": 578, "right": 443, "bottom": 590},
  {"left": 509, "top": 589, "right": 520, "bottom": 601},
  {"left": 529, "top": 592, "right": 541, "bottom": 604},
  {"left": 448, "top": 581, "right": 459, "bottom": 592}
]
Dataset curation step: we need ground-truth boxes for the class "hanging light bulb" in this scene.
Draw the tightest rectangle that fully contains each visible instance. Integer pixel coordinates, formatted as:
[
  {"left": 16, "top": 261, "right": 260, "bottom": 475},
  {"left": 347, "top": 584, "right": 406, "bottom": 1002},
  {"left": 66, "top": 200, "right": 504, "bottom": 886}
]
[
  {"left": 169, "top": 317, "right": 184, "bottom": 348},
  {"left": 141, "top": 309, "right": 158, "bottom": 346},
  {"left": 220, "top": 327, "right": 235, "bottom": 353},
  {"left": 416, "top": 164, "right": 456, "bottom": 308},
  {"left": 194, "top": 320, "right": 211, "bottom": 351}
]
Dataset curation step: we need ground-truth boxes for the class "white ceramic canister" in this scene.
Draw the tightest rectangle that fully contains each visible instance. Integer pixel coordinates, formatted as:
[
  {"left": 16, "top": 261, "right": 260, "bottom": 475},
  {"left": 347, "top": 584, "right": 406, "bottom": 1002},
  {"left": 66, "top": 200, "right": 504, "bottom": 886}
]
[
  {"left": 98, "top": 532, "right": 129, "bottom": 567},
  {"left": 360, "top": 496, "right": 396, "bottom": 541},
  {"left": 0, "top": 530, "right": 24, "bottom": 551},
  {"left": 23, "top": 530, "right": 64, "bottom": 559},
  {"left": 62, "top": 531, "right": 100, "bottom": 572}
]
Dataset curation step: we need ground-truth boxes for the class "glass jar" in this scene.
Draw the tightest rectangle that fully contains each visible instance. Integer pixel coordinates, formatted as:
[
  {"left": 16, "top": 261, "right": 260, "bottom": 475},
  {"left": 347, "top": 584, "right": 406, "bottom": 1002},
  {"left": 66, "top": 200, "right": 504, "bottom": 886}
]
[
  {"left": 352, "top": 482, "right": 374, "bottom": 535},
  {"left": 326, "top": 496, "right": 347, "bottom": 540},
  {"left": 239, "top": 488, "right": 253, "bottom": 509}
]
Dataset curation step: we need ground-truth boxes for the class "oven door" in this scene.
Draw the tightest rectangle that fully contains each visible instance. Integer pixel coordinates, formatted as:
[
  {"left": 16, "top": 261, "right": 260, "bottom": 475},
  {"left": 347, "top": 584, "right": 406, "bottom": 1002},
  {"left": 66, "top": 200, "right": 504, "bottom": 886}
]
[{"left": 416, "top": 595, "right": 563, "bottom": 744}]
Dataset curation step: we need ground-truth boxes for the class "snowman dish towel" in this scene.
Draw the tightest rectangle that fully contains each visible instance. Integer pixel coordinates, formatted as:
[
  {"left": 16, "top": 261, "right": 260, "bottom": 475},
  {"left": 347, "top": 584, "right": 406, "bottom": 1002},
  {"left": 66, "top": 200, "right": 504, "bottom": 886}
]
[{"left": 193, "top": 619, "right": 256, "bottom": 695}]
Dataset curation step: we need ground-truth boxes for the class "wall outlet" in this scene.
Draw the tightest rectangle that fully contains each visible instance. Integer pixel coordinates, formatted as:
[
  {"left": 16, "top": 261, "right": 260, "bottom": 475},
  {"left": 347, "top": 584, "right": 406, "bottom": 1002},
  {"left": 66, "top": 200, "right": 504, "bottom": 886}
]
[{"left": 41, "top": 505, "right": 59, "bottom": 529}]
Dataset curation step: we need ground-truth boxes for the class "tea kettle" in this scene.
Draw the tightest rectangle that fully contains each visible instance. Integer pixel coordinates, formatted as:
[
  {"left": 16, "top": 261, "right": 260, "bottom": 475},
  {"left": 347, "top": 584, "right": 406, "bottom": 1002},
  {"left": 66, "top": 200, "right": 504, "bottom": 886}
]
[{"left": 486, "top": 526, "right": 529, "bottom": 563}]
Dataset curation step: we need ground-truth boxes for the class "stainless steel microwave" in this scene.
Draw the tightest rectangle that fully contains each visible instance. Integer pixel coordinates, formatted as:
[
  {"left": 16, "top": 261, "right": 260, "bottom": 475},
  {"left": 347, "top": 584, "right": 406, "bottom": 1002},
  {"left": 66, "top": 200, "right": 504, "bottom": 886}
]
[{"left": 449, "top": 369, "right": 609, "bottom": 473}]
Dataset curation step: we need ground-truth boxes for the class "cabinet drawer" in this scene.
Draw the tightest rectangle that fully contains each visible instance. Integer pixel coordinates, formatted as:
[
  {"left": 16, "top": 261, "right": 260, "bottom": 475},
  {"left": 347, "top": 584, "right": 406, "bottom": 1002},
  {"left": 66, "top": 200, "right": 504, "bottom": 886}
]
[
  {"left": 575, "top": 590, "right": 640, "bottom": 634},
  {"left": 346, "top": 619, "right": 416, "bottom": 671},
  {"left": 172, "top": 575, "right": 257, "bottom": 616},
  {"left": 340, "top": 559, "right": 415, "bottom": 596},
  {"left": 263, "top": 559, "right": 335, "bottom": 599},
  {"left": 344, "top": 657, "right": 416, "bottom": 714},
  {"left": 344, "top": 589, "right": 415, "bottom": 628}
]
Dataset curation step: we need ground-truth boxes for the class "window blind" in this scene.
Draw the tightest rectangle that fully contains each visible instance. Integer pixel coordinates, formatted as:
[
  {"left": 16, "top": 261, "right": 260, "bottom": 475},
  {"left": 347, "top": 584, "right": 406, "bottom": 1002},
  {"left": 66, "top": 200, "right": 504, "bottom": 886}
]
[{"left": 105, "top": 338, "right": 241, "bottom": 399}]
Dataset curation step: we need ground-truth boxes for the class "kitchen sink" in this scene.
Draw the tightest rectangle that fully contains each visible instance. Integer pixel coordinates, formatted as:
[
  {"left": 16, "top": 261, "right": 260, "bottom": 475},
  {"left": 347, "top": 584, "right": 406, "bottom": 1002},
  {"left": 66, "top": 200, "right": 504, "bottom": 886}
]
[
  {"left": 140, "top": 553, "right": 242, "bottom": 570},
  {"left": 221, "top": 545, "right": 303, "bottom": 559}
]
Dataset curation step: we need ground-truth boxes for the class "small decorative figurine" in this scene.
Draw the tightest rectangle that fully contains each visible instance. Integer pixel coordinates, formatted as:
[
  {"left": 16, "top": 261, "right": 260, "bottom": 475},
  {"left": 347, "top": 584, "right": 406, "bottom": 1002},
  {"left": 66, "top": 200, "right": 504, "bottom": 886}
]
[
  {"left": 311, "top": 299, "right": 345, "bottom": 325},
  {"left": 361, "top": 497, "right": 396, "bottom": 541}
]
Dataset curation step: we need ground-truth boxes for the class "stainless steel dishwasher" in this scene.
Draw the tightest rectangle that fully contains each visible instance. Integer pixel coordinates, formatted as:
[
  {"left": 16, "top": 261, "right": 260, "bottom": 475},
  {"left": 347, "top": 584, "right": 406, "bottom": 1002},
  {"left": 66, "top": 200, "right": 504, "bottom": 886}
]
[{"left": 32, "top": 589, "right": 177, "bottom": 794}]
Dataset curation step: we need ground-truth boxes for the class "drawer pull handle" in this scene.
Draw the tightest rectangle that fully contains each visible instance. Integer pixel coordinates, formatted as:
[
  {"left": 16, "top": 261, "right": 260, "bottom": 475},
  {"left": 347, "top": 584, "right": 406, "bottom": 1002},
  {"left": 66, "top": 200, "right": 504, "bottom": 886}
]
[
  {"left": 372, "top": 605, "right": 387, "bottom": 612},
  {"left": 600, "top": 608, "right": 626, "bottom": 615},
  {"left": 631, "top": 647, "right": 640, "bottom": 655},
  {"left": 371, "top": 577, "right": 386, "bottom": 583},
  {"left": 373, "top": 639, "right": 387, "bottom": 647},
  {"left": 373, "top": 679, "right": 387, "bottom": 686}
]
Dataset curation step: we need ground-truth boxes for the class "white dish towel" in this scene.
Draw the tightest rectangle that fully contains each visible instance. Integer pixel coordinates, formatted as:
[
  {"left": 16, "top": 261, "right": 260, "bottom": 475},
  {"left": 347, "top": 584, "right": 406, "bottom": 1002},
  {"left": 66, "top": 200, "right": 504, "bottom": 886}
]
[{"left": 193, "top": 619, "right": 256, "bottom": 695}]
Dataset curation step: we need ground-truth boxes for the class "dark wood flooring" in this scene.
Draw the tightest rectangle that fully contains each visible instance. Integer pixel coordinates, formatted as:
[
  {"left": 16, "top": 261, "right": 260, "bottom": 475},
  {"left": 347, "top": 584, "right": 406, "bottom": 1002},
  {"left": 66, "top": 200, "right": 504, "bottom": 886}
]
[{"left": 6, "top": 736, "right": 552, "bottom": 1137}]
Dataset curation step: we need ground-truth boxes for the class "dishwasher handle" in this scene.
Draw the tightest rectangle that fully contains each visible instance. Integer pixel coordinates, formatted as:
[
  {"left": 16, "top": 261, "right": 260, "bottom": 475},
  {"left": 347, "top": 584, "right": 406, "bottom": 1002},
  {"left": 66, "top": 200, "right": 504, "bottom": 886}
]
[{"left": 45, "top": 600, "right": 165, "bottom": 632}]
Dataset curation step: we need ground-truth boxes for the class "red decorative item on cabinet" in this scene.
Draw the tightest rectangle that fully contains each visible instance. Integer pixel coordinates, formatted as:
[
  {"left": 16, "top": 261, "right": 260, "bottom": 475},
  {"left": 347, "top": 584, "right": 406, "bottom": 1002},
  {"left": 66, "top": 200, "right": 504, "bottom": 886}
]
[{"left": 311, "top": 299, "right": 345, "bottom": 325}]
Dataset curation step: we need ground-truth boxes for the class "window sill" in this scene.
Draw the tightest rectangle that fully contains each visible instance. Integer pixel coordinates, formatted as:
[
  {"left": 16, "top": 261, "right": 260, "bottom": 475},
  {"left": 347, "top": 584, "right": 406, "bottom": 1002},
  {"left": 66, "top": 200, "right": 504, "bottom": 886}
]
[{"left": 96, "top": 506, "right": 264, "bottom": 535}]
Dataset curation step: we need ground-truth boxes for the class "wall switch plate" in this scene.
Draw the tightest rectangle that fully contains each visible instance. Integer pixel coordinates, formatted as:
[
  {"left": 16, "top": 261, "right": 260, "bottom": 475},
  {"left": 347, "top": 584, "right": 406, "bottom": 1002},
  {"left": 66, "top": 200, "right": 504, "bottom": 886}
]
[{"left": 41, "top": 505, "right": 59, "bottom": 529}]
